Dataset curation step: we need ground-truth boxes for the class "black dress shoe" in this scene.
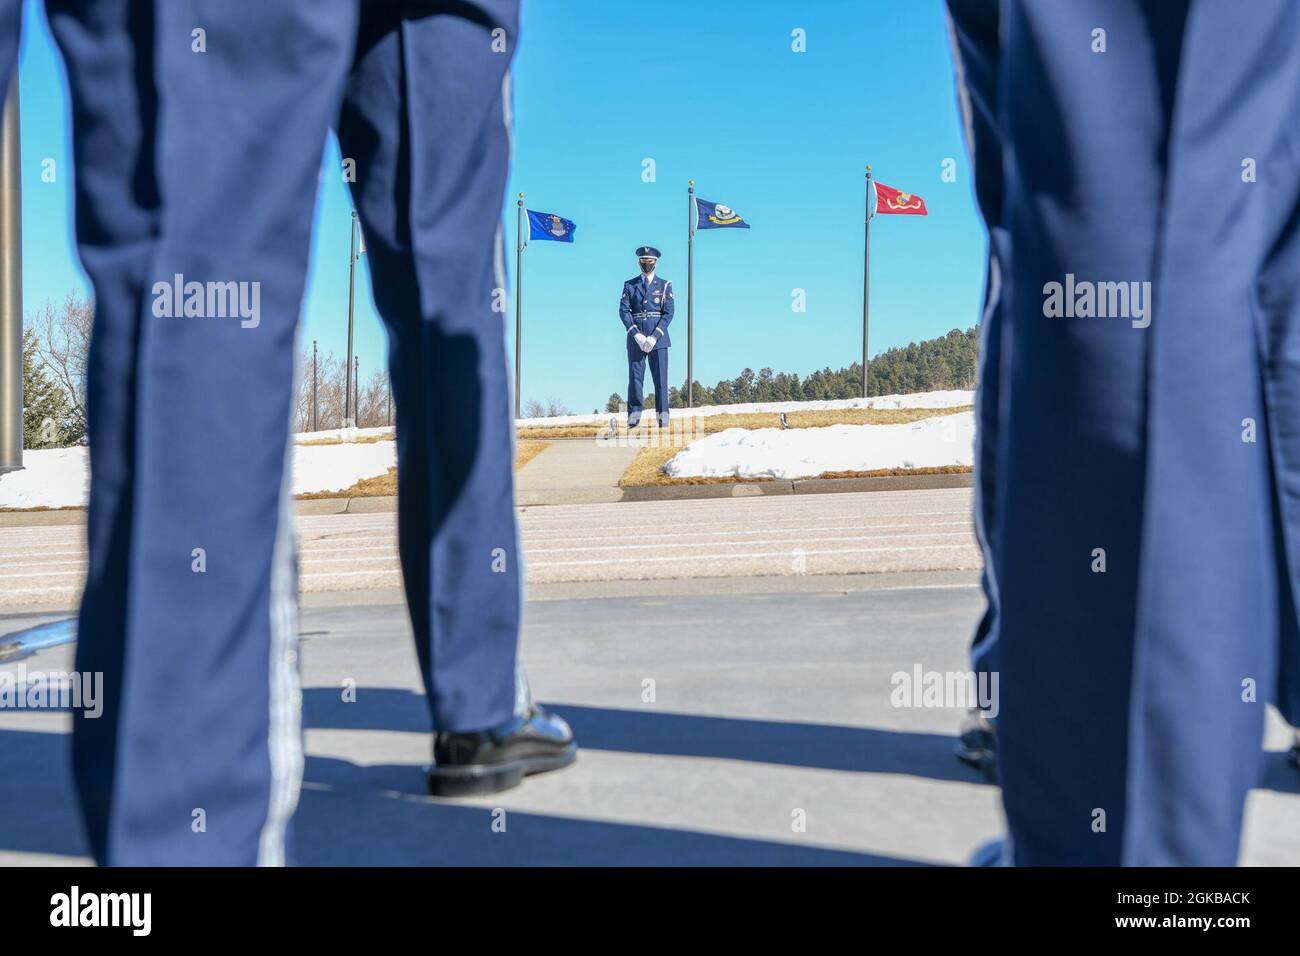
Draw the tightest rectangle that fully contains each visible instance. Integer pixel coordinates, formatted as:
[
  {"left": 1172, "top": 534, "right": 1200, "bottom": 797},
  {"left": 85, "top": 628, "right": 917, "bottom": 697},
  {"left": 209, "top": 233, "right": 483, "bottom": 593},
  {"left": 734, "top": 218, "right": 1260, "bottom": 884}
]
[
  {"left": 427, "top": 703, "right": 577, "bottom": 797},
  {"left": 955, "top": 708, "right": 997, "bottom": 781},
  {"left": 1289, "top": 733, "right": 1299, "bottom": 772}
]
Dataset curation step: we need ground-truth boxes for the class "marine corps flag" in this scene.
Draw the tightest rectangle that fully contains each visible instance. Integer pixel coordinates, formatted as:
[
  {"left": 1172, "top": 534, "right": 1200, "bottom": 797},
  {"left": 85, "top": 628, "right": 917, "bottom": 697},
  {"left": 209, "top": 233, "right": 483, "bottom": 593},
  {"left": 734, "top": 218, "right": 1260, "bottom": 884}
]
[
  {"left": 861, "top": 167, "right": 927, "bottom": 401},
  {"left": 873, "top": 181, "right": 928, "bottom": 216}
]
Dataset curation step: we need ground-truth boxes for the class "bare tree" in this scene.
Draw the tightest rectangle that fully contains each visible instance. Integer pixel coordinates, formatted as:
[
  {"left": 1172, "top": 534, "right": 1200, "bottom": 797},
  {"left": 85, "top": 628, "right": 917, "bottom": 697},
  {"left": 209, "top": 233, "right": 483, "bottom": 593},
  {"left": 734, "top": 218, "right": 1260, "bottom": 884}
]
[
  {"left": 522, "top": 397, "right": 572, "bottom": 419},
  {"left": 293, "top": 349, "right": 390, "bottom": 432},
  {"left": 355, "top": 368, "right": 392, "bottom": 428},
  {"left": 31, "top": 294, "right": 93, "bottom": 439}
]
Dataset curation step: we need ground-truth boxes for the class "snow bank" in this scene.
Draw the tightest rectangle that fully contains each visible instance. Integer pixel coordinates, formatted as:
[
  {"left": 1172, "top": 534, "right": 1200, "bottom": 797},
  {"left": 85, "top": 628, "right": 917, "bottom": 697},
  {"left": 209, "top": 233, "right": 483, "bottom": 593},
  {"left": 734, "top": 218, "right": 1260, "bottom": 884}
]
[
  {"left": 516, "top": 389, "right": 974, "bottom": 428},
  {"left": 0, "top": 438, "right": 398, "bottom": 509},
  {"left": 662, "top": 411, "right": 975, "bottom": 481},
  {"left": 0, "top": 447, "right": 90, "bottom": 509},
  {"left": 290, "top": 439, "right": 395, "bottom": 496},
  {"left": 293, "top": 425, "right": 394, "bottom": 444}
]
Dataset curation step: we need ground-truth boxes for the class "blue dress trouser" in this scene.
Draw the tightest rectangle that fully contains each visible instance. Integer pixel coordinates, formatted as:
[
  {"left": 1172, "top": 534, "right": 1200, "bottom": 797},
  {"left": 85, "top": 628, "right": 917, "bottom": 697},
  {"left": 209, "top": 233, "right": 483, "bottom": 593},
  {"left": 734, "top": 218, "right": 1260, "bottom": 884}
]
[
  {"left": 627, "top": 346, "right": 669, "bottom": 426},
  {"left": 976, "top": 0, "right": 1300, "bottom": 865},
  {"left": 41, "top": 0, "right": 521, "bottom": 865}
]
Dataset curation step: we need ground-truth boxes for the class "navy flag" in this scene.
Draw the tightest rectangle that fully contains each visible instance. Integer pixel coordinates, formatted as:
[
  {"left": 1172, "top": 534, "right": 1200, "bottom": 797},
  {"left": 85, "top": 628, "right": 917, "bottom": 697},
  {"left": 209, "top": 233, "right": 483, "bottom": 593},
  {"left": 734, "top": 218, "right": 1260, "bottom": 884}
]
[
  {"left": 695, "top": 197, "right": 751, "bottom": 230},
  {"left": 526, "top": 209, "right": 576, "bottom": 242}
]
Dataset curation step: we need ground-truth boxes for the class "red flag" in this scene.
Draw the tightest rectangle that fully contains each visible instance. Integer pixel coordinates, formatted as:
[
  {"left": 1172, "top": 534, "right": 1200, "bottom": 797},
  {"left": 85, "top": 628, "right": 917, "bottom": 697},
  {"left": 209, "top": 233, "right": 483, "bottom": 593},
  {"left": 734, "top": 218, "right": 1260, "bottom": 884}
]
[{"left": 874, "top": 181, "right": 928, "bottom": 216}]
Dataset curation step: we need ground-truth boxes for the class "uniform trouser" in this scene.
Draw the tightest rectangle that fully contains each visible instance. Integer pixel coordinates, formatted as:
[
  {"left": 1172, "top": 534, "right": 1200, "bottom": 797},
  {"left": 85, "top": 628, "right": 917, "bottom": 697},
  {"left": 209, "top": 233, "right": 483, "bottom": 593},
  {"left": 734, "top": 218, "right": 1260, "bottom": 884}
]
[
  {"left": 993, "top": 0, "right": 1300, "bottom": 865},
  {"left": 53, "top": 0, "right": 521, "bottom": 866},
  {"left": 946, "top": 0, "right": 1005, "bottom": 683},
  {"left": 627, "top": 347, "right": 669, "bottom": 424}
]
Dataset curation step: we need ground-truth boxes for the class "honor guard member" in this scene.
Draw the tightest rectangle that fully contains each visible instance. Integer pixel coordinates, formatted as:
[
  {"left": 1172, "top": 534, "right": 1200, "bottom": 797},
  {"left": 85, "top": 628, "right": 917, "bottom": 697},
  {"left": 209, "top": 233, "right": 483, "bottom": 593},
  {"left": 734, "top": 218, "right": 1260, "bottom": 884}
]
[
  {"left": 619, "top": 246, "right": 675, "bottom": 427},
  {"left": 31, "top": 0, "right": 575, "bottom": 867},
  {"left": 954, "top": 0, "right": 1300, "bottom": 866}
]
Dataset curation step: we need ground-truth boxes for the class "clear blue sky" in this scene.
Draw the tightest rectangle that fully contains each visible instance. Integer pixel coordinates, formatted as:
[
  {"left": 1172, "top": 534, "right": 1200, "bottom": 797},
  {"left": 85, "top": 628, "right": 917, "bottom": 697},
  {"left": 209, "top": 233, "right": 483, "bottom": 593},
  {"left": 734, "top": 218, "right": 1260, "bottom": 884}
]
[{"left": 17, "top": 0, "right": 986, "bottom": 413}]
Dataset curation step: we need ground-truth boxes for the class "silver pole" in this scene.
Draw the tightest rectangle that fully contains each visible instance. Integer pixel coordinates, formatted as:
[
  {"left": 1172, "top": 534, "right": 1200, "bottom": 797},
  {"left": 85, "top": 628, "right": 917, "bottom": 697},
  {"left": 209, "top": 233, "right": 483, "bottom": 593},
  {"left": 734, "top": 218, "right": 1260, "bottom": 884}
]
[
  {"left": 687, "top": 180, "right": 694, "bottom": 408},
  {"left": 0, "top": 72, "right": 20, "bottom": 474},
  {"left": 344, "top": 209, "right": 357, "bottom": 427},
  {"left": 515, "top": 194, "right": 523, "bottom": 420}
]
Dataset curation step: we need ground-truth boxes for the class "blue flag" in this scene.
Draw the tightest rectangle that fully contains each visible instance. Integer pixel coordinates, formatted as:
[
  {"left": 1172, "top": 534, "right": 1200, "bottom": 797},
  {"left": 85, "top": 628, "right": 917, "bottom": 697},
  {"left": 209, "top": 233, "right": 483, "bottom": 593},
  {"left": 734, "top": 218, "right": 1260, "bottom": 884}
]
[
  {"left": 695, "top": 197, "right": 751, "bottom": 230},
  {"left": 527, "top": 209, "right": 576, "bottom": 242}
]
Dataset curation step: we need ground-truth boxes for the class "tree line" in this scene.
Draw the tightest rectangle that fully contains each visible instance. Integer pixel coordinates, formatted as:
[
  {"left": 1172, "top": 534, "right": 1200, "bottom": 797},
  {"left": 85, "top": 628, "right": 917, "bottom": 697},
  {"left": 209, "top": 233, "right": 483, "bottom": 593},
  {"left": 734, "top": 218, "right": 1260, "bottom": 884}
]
[
  {"left": 604, "top": 327, "right": 980, "bottom": 412},
  {"left": 20, "top": 295, "right": 979, "bottom": 447},
  {"left": 20, "top": 294, "right": 397, "bottom": 446}
]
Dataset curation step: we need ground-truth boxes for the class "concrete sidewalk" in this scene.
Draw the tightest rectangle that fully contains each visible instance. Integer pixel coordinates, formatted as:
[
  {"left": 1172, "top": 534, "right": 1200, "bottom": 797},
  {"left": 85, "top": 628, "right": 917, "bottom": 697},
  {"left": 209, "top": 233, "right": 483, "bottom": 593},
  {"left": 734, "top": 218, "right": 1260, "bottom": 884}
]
[
  {"left": 2, "top": 584, "right": 1297, "bottom": 866},
  {"left": 515, "top": 439, "right": 641, "bottom": 505}
]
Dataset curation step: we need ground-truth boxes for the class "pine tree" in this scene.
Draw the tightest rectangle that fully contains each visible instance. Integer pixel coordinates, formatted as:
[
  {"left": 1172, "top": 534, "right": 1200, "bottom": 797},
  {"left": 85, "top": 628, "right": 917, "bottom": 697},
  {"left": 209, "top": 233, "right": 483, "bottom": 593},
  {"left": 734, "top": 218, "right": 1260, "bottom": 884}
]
[{"left": 22, "top": 328, "right": 81, "bottom": 449}]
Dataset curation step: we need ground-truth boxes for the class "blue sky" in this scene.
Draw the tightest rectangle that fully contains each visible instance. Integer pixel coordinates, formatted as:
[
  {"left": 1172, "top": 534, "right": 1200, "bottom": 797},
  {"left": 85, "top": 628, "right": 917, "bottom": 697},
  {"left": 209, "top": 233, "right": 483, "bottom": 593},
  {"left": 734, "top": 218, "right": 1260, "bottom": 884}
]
[{"left": 18, "top": 0, "right": 985, "bottom": 413}]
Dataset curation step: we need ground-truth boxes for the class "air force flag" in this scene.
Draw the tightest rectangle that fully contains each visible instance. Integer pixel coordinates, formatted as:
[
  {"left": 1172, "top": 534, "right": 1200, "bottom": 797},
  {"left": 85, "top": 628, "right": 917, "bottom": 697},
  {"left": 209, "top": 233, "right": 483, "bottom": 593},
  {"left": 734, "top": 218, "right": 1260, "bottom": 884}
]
[
  {"left": 695, "top": 197, "right": 751, "bottom": 230},
  {"left": 527, "top": 209, "right": 576, "bottom": 242}
]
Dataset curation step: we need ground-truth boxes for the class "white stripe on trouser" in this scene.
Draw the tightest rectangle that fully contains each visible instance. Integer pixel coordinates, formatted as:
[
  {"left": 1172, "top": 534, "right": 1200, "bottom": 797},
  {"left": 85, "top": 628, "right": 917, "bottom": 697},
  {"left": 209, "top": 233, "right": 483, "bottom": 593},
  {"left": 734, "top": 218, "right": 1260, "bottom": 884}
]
[
  {"left": 498, "top": 67, "right": 527, "bottom": 719},
  {"left": 257, "top": 372, "right": 305, "bottom": 866}
]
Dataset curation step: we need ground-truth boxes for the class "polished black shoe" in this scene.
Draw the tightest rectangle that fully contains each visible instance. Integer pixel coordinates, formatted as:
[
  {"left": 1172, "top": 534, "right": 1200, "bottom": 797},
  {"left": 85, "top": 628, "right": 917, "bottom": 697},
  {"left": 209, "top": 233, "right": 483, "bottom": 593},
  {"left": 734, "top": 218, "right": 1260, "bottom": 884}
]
[
  {"left": 427, "top": 704, "right": 577, "bottom": 797},
  {"left": 955, "top": 708, "right": 997, "bottom": 781}
]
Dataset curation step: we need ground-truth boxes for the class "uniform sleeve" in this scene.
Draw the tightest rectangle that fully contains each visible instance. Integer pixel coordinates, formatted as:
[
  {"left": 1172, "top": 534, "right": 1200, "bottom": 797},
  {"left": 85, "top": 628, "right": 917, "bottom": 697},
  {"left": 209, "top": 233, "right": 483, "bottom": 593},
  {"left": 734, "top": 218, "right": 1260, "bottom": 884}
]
[
  {"left": 619, "top": 282, "right": 634, "bottom": 333},
  {"left": 654, "top": 281, "right": 674, "bottom": 338}
]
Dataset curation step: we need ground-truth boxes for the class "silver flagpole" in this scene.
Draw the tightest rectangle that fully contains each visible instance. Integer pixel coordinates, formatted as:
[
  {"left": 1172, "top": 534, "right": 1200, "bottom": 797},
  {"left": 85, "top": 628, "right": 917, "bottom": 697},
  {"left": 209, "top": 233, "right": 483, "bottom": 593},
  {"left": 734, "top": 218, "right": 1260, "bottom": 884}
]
[{"left": 0, "top": 72, "right": 21, "bottom": 473}]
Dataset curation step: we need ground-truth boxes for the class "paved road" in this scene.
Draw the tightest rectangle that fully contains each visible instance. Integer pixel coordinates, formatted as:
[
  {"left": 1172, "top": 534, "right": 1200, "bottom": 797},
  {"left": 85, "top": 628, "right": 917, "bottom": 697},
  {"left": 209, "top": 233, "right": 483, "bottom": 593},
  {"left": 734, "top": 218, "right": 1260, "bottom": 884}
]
[
  {"left": 0, "top": 488, "right": 981, "bottom": 609},
  {"left": 3, "top": 585, "right": 1297, "bottom": 866}
]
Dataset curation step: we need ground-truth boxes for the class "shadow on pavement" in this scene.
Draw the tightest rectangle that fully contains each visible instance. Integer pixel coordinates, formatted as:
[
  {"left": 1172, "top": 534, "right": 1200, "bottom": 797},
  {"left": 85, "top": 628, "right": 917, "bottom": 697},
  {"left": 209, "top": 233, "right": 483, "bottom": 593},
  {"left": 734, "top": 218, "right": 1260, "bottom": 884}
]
[
  {"left": 303, "top": 687, "right": 991, "bottom": 785},
  {"left": 296, "top": 755, "right": 929, "bottom": 866}
]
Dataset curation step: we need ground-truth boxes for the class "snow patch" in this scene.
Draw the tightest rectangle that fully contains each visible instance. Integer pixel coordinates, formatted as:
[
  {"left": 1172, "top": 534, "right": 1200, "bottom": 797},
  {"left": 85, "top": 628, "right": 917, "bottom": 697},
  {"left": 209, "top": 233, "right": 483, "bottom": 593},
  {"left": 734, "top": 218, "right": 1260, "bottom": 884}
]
[
  {"left": 0, "top": 439, "right": 398, "bottom": 509},
  {"left": 662, "top": 411, "right": 975, "bottom": 481},
  {"left": 516, "top": 389, "right": 974, "bottom": 428}
]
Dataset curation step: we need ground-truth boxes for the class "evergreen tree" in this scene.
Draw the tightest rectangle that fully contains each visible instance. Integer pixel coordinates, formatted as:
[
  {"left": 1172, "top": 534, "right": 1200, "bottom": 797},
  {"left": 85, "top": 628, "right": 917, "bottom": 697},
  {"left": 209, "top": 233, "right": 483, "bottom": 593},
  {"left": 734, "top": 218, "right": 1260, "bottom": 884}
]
[{"left": 22, "top": 328, "right": 82, "bottom": 448}]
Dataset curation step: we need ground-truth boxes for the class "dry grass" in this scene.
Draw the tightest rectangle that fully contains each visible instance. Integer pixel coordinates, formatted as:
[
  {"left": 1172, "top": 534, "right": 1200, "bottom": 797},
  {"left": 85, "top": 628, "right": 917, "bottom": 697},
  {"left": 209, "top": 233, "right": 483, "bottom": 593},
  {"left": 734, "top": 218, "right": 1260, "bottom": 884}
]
[
  {"left": 519, "top": 404, "right": 971, "bottom": 440},
  {"left": 294, "top": 439, "right": 552, "bottom": 500},
  {"left": 513, "top": 439, "right": 552, "bottom": 470},
  {"left": 620, "top": 448, "right": 974, "bottom": 487},
  {"left": 296, "top": 432, "right": 395, "bottom": 447}
]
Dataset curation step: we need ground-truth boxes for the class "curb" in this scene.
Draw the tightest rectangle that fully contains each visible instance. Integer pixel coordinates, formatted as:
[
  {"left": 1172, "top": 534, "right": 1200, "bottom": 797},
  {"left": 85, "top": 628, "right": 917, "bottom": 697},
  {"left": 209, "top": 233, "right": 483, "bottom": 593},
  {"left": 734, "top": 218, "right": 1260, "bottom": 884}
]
[
  {"left": 0, "top": 495, "right": 400, "bottom": 527},
  {"left": 618, "top": 471, "right": 972, "bottom": 502},
  {"left": 0, "top": 473, "right": 973, "bottom": 526}
]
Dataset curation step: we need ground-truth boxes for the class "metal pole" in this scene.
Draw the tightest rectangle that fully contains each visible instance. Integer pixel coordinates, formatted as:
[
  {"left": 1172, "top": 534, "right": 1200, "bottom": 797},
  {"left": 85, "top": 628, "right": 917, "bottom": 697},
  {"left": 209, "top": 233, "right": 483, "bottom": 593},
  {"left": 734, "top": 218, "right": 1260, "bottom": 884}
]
[
  {"left": 0, "top": 72, "right": 21, "bottom": 474},
  {"left": 687, "top": 180, "right": 694, "bottom": 408},
  {"left": 311, "top": 339, "right": 318, "bottom": 432},
  {"left": 345, "top": 209, "right": 357, "bottom": 427},
  {"left": 862, "top": 165, "right": 872, "bottom": 399},
  {"left": 515, "top": 194, "right": 523, "bottom": 420},
  {"left": 354, "top": 355, "right": 359, "bottom": 426}
]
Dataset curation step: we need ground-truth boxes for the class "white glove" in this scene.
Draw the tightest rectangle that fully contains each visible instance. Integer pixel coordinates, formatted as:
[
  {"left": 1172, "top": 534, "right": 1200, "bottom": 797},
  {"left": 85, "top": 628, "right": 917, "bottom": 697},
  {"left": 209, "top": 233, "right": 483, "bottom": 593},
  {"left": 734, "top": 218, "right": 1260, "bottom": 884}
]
[
  {"left": 641, "top": 335, "right": 657, "bottom": 353},
  {"left": 634, "top": 332, "right": 648, "bottom": 351}
]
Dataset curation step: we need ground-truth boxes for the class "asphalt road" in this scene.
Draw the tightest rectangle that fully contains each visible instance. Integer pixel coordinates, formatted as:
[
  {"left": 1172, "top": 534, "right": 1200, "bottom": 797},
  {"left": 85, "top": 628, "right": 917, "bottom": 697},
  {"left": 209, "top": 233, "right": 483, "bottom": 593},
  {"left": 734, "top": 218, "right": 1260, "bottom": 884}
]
[
  {"left": 2, "top": 584, "right": 1297, "bottom": 866},
  {"left": 0, "top": 488, "right": 982, "bottom": 609}
]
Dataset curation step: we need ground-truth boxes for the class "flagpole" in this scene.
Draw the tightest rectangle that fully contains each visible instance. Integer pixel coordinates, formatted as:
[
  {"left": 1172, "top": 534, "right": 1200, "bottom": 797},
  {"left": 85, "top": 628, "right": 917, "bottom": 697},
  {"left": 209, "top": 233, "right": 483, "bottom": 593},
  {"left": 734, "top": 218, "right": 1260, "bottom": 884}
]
[
  {"left": 0, "top": 72, "right": 20, "bottom": 474},
  {"left": 862, "top": 165, "right": 872, "bottom": 399},
  {"left": 345, "top": 208, "right": 357, "bottom": 427},
  {"left": 311, "top": 339, "right": 318, "bottom": 432},
  {"left": 687, "top": 179, "right": 695, "bottom": 408},
  {"left": 515, "top": 194, "right": 523, "bottom": 420}
]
